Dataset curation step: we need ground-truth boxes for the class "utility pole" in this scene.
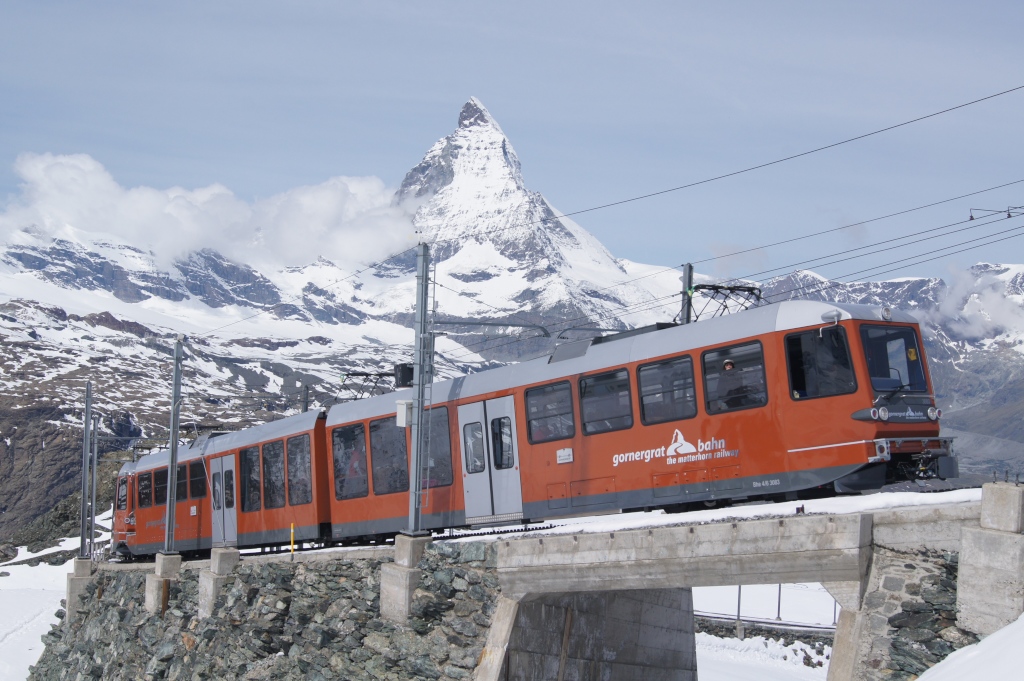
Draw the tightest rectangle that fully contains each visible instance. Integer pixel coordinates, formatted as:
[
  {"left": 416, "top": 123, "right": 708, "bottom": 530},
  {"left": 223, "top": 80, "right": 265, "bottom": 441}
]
[
  {"left": 681, "top": 263, "right": 694, "bottom": 325},
  {"left": 78, "top": 382, "right": 92, "bottom": 559},
  {"left": 406, "top": 242, "right": 433, "bottom": 536},
  {"left": 89, "top": 414, "right": 99, "bottom": 558},
  {"left": 162, "top": 335, "right": 186, "bottom": 555},
  {"left": 302, "top": 384, "right": 309, "bottom": 413}
]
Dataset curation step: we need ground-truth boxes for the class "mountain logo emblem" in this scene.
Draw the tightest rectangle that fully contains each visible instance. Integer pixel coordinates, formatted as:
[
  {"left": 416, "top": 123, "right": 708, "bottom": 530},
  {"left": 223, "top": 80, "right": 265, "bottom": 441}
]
[{"left": 668, "top": 430, "right": 697, "bottom": 456}]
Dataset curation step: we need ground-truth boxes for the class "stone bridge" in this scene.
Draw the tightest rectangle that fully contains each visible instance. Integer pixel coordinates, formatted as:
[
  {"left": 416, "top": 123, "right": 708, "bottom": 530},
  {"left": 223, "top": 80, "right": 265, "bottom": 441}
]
[
  {"left": 379, "top": 483, "right": 1023, "bottom": 681},
  {"left": 62, "top": 483, "right": 1024, "bottom": 680}
]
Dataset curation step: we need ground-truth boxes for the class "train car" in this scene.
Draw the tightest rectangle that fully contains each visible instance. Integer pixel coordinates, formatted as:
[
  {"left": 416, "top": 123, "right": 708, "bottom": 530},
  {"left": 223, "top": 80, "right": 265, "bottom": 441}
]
[
  {"left": 113, "top": 409, "right": 329, "bottom": 558},
  {"left": 113, "top": 299, "right": 956, "bottom": 557}
]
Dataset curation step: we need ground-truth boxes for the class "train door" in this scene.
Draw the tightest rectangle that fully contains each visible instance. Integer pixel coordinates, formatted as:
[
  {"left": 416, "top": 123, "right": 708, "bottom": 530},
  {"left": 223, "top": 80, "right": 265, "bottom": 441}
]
[
  {"left": 210, "top": 455, "right": 238, "bottom": 547},
  {"left": 457, "top": 396, "right": 524, "bottom": 523}
]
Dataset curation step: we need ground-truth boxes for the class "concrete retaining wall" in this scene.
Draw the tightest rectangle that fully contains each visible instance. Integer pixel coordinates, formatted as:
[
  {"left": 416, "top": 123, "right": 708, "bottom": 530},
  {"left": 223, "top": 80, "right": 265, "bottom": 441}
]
[{"left": 505, "top": 589, "right": 696, "bottom": 681}]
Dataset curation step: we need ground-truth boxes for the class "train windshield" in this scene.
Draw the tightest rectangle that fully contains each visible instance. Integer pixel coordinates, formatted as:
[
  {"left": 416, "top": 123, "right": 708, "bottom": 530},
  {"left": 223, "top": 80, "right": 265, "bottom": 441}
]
[{"left": 860, "top": 325, "right": 928, "bottom": 393}]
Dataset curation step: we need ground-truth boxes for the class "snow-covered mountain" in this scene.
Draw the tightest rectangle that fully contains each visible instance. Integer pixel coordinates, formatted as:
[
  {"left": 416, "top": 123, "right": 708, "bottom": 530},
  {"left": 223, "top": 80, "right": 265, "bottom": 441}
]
[{"left": 0, "top": 97, "right": 1021, "bottom": 537}]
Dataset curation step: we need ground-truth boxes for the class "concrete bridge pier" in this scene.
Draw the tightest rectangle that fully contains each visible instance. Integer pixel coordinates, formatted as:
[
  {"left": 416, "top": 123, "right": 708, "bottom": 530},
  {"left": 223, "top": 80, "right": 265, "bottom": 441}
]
[
  {"left": 198, "top": 548, "right": 240, "bottom": 619},
  {"left": 64, "top": 557, "right": 95, "bottom": 627},
  {"left": 476, "top": 589, "right": 697, "bottom": 681},
  {"left": 958, "top": 482, "right": 1024, "bottom": 635},
  {"left": 822, "top": 580, "right": 868, "bottom": 681},
  {"left": 144, "top": 552, "right": 181, "bottom": 614}
]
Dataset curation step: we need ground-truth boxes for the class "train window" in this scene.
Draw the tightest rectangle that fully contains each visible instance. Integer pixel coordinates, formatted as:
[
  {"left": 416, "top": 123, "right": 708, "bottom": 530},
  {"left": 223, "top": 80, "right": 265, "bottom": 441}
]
[
  {"left": 424, "top": 407, "right": 454, "bottom": 488},
  {"left": 176, "top": 463, "right": 188, "bottom": 502},
  {"left": 580, "top": 369, "right": 633, "bottom": 435},
  {"left": 154, "top": 468, "right": 168, "bottom": 506},
  {"left": 703, "top": 342, "right": 768, "bottom": 414},
  {"left": 138, "top": 472, "right": 152, "bottom": 508},
  {"left": 638, "top": 356, "right": 697, "bottom": 424},
  {"left": 287, "top": 435, "right": 312, "bottom": 506},
  {"left": 463, "top": 423, "right": 485, "bottom": 474},
  {"left": 240, "top": 447, "right": 261, "bottom": 512},
  {"left": 786, "top": 327, "right": 857, "bottom": 400},
  {"left": 189, "top": 461, "right": 207, "bottom": 499},
  {"left": 491, "top": 417, "right": 514, "bottom": 469},
  {"left": 370, "top": 416, "right": 409, "bottom": 496},
  {"left": 262, "top": 441, "right": 286, "bottom": 510},
  {"left": 116, "top": 477, "right": 128, "bottom": 511},
  {"left": 212, "top": 472, "right": 222, "bottom": 511},
  {"left": 332, "top": 424, "right": 369, "bottom": 500},
  {"left": 525, "top": 381, "right": 576, "bottom": 443},
  {"left": 860, "top": 325, "right": 927, "bottom": 393},
  {"left": 224, "top": 470, "right": 235, "bottom": 509}
]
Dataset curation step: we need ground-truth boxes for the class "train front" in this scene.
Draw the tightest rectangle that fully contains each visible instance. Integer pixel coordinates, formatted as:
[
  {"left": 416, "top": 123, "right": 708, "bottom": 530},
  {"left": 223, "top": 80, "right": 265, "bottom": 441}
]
[{"left": 844, "top": 306, "right": 957, "bottom": 490}]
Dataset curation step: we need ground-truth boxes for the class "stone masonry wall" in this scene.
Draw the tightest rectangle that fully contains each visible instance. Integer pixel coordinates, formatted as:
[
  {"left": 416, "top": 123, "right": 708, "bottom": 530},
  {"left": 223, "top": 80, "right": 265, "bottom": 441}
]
[
  {"left": 855, "top": 547, "right": 978, "bottom": 681},
  {"left": 31, "top": 542, "right": 501, "bottom": 681}
]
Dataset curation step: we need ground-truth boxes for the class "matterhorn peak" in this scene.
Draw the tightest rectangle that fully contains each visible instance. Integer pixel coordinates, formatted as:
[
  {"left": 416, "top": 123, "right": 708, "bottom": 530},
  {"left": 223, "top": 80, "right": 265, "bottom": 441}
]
[
  {"left": 395, "top": 97, "right": 522, "bottom": 205},
  {"left": 458, "top": 97, "right": 502, "bottom": 132}
]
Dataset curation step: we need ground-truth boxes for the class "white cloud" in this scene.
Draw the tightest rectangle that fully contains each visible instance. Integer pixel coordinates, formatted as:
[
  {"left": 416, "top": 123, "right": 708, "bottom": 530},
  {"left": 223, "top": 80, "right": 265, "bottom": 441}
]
[{"left": 0, "top": 153, "right": 415, "bottom": 271}]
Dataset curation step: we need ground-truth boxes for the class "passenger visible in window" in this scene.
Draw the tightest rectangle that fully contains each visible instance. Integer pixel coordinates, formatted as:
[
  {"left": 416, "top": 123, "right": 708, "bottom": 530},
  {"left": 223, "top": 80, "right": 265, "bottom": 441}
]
[{"left": 717, "top": 359, "right": 746, "bottom": 409}]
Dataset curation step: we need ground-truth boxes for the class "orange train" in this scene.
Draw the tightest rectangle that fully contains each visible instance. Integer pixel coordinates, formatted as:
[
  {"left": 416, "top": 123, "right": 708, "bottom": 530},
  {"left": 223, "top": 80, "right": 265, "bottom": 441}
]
[{"left": 112, "top": 300, "right": 957, "bottom": 557}]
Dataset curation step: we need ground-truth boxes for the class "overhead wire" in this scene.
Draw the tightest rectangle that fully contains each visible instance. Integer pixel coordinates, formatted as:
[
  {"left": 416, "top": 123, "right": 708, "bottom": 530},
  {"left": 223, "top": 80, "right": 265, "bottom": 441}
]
[
  {"left": 717, "top": 211, "right": 1013, "bottom": 287},
  {"left": 579, "top": 178, "right": 1024, "bottom": 300},
  {"left": 442, "top": 213, "right": 1024, "bottom": 361},
  {"left": 426, "top": 85, "right": 1024, "bottom": 249},
  {"left": 193, "top": 84, "right": 1024, "bottom": 339},
  {"left": 764, "top": 222, "right": 1024, "bottom": 302}
]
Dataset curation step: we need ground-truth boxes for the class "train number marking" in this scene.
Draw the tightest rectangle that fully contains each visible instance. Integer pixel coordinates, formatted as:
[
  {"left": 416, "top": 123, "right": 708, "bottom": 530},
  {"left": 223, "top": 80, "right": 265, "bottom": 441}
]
[{"left": 751, "top": 478, "right": 781, "bottom": 488}]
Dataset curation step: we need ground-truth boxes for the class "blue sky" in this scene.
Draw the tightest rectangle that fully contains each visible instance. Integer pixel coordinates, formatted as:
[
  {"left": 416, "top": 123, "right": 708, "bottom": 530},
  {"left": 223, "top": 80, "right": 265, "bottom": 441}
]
[{"left": 1, "top": 1, "right": 1022, "bottom": 282}]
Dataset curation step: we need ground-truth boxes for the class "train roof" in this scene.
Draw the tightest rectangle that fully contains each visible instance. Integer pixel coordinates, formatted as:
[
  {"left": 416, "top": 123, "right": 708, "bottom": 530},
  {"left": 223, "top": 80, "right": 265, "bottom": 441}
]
[
  {"left": 130, "top": 409, "right": 323, "bottom": 473},
  {"left": 325, "top": 300, "right": 917, "bottom": 427}
]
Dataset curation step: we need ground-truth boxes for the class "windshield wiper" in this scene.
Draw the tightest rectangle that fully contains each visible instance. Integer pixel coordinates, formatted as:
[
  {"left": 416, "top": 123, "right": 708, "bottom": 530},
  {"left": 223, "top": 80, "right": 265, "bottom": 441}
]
[{"left": 875, "top": 383, "right": 910, "bottom": 403}]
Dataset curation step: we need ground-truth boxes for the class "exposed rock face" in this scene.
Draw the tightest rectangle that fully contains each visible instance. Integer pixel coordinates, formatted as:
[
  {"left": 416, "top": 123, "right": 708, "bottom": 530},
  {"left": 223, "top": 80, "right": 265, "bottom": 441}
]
[{"left": 31, "top": 543, "right": 500, "bottom": 681}]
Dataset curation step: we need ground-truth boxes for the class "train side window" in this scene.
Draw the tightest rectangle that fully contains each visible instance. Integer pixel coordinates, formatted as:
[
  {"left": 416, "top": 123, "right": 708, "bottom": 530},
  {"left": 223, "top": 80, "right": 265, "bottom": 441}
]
[
  {"left": 189, "top": 461, "right": 207, "bottom": 499},
  {"left": 154, "top": 468, "right": 168, "bottom": 506},
  {"left": 287, "top": 434, "right": 313, "bottom": 506},
  {"left": 176, "top": 463, "right": 188, "bottom": 502},
  {"left": 224, "top": 470, "right": 235, "bottom": 509},
  {"left": 370, "top": 416, "right": 409, "bottom": 495},
  {"left": 138, "top": 472, "right": 152, "bottom": 508},
  {"left": 580, "top": 369, "right": 633, "bottom": 435},
  {"left": 263, "top": 441, "right": 286, "bottom": 510},
  {"left": 786, "top": 327, "right": 857, "bottom": 400},
  {"left": 463, "top": 423, "right": 485, "bottom": 474},
  {"left": 240, "top": 447, "right": 261, "bottom": 512},
  {"left": 212, "top": 472, "right": 222, "bottom": 511},
  {"left": 525, "top": 381, "right": 576, "bottom": 443},
  {"left": 116, "top": 477, "right": 128, "bottom": 511},
  {"left": 491, "top": 417, "right": 514, "bottom": 469},
  {"left": 332, "top": 424, "right": 369, "bottom": 500},
  {"left": 638, "top": 356, "right": 697, "bottom": 424},
  {"left": 425, "top": 407, "right": 454, "bottom": 488},
  {"left": 703, "top": 342, "right": 768, "bottom": 414}
]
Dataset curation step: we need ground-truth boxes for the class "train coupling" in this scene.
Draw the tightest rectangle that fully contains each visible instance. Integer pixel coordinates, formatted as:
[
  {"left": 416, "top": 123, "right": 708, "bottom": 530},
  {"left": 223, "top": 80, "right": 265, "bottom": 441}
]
[{"left": 879, "top": 437, "right": 958, "bottom": 480}]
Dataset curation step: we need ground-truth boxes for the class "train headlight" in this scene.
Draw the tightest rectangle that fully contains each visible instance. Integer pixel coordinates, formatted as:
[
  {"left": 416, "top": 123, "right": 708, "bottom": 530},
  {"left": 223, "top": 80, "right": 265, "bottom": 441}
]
[
  {"left": 878, "top": 407, "right": 890, "bottom": 421},
  {"left": 881, "top": 306, "right": 892, "bottom": 321},
  {"left": 870, "top": 408, "right": 879, "bottom": 420},
  {"left": 927, "top": 407, "right": 939, "bottom": 421}
]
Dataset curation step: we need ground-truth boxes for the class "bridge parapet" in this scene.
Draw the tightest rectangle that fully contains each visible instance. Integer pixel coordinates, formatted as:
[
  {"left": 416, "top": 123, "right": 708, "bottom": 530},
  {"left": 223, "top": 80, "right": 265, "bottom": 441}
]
[{"left": 497, "top": 513, "right": 873, "bottom": 599}]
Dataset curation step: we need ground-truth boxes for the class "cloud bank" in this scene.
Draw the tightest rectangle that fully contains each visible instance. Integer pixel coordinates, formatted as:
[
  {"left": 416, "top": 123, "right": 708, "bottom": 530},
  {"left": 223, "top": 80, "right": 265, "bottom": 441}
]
[{"left": 0, "top": 153, "right": 415, "bottom": 270}]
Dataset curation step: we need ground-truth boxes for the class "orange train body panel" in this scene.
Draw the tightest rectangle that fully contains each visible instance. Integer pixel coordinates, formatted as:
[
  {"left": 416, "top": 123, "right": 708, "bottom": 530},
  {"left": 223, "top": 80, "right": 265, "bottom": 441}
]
[{"left": 113, "top": 301, "right": 956, "bottom": 557}]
